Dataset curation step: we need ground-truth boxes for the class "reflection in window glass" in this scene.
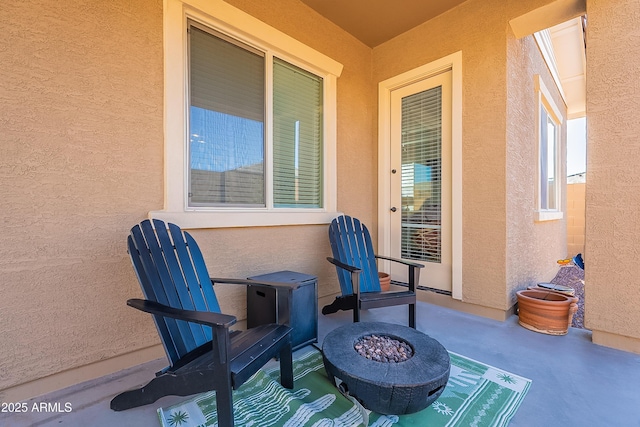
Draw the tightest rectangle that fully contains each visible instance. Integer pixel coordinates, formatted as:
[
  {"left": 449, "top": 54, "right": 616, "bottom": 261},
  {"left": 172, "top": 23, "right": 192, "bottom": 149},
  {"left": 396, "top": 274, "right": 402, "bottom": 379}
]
[
  {"left": 186, "top": 23, "right": 326, "bottom": 209},
  {"left": 188, "top": 25, "right": 265, "bottom": 207},
  {"left": 189, "top": 108, "right": 264, "bottom": 206}
]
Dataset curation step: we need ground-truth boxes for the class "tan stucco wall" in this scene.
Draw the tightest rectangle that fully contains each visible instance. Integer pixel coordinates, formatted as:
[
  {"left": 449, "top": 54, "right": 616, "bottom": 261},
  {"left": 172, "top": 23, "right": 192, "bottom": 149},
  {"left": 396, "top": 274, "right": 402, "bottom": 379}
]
[
  {"left": 567, "top": 183, "right": 586, "bottom": 257},
  {"left": 1, "top": 0, "right": 165, "bottom": 397},
  {"left": 505, "top": 31, "right": 568, "bottom": 305},
  {"left": 0, "top": 0, "right": 374, "bottom": 398},
  {"left": 374, "top": 0, "right": 508, "bottom": 311},
  {"left": 585, "top": 0, "right": 640, "bottom": 351},
  {"left": 373, "top": 0, "right": 567, "bottom": 311},
  {"left": 4, "top": 0, "right": 639, "bottom": 401}
]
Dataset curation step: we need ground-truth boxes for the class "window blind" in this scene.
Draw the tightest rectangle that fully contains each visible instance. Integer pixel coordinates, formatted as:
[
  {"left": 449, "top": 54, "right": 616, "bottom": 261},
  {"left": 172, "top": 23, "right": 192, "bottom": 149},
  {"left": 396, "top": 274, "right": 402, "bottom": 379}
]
[
  {"left": 273, "top": 58, "right": 323, "bottom": 208},
  {"left": 400, "top": 86, "right": 442, "bottom": 263},
  {"left": 188, "top": 24, "right": 266, "bottom": 206}
]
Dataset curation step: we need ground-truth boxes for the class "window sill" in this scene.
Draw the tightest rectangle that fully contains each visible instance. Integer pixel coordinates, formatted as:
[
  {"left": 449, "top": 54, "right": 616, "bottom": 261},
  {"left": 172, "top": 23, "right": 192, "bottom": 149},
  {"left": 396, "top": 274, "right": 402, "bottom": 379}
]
[
  {"left": 149, "top": 210, "right": 341, "bottom": 229},
  {"left": 535, "top": 210, "right": 564, "bottom": 222}
]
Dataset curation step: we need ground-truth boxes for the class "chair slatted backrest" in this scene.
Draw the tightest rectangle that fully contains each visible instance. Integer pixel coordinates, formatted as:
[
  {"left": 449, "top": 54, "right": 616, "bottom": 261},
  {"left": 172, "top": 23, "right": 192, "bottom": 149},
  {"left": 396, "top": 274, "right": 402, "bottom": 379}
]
[
  {"left": 329, "top": 215, "right": 381, "bottom": 294},
  {"left": 127, "top": 219, "right": 221, "bottom": 366}
]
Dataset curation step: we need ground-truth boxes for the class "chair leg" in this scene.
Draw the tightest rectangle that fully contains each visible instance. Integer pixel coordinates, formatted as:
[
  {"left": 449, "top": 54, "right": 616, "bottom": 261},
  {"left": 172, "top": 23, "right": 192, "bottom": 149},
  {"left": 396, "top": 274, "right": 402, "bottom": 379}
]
[
  {"left": 110, "top": 374, "right": 177, "bottom": 411},
  {"left": 409, "top": 303, "right": 416, "bottom": 329},
  {"left": 322, "top": 295, "right": 357, "bottom": 315},
  {"left": 353, "top": 304, "right": 360, "bottom": 323},
  {"left": 279, "top": 341, "right": 294, "bottom": 389},
  {"left": 216, "top": 380, "right": 234, "bottom": 427}
]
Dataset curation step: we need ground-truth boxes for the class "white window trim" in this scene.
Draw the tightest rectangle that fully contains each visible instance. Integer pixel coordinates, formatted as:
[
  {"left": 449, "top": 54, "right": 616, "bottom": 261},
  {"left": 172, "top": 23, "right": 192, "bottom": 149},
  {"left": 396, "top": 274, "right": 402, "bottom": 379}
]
[
  {"left": 152, "top": 0, "right": 343, "bottom": 229},
  {"left": 534, "top": 74, "right": 564, "bottom": 222},
  {"left": 533, "top": 30, "right": 566, "bottom": 107}
]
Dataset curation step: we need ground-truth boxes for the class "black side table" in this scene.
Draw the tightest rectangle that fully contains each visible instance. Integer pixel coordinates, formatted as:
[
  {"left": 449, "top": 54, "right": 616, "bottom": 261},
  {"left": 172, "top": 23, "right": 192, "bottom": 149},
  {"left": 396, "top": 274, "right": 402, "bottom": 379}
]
[{"left": 247, "top": 270, "right": 318, "bottom": 351}]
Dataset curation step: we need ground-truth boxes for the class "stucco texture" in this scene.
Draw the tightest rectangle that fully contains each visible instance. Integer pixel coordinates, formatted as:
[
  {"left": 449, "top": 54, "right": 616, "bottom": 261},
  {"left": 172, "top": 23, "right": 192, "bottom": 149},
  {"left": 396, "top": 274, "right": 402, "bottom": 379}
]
[
  {"left": 585, "top": 0, "right": 640, "bottom": 342},
  {"left": 0, "top": 0, "right": 374, "bottom": 395},
  {"left": 0, "top": 0, "right": 164, "bottom": 392},
  {"left": 373, "top": 0, "right": 566, "bottom": 310},
  {"left": 3, "top": 0, "right": 639, "bottom": 400},
  {"left": 505, "top": 31, "right": 567, "bottom": 307}
]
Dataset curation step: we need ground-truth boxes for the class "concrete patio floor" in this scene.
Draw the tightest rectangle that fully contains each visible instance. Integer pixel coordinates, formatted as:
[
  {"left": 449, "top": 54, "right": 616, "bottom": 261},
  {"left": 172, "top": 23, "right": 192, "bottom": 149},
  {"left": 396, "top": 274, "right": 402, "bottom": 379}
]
[{"left": 4, "top": 300, "right": 640, "bottom": 427}]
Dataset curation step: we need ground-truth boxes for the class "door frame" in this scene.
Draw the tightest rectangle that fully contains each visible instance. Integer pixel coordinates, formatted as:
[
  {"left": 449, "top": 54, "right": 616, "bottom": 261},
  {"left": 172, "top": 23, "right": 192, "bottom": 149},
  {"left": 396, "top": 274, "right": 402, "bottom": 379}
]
[{"left": 377, "top": 51, "right": 463, "bottom": 300}]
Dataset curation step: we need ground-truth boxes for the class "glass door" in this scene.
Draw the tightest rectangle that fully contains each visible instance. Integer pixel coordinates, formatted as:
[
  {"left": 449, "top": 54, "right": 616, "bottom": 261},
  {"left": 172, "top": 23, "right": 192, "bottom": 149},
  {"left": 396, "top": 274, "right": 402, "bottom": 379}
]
[{"left": 389, "top": 71, "right": 452, "bottom": 292}]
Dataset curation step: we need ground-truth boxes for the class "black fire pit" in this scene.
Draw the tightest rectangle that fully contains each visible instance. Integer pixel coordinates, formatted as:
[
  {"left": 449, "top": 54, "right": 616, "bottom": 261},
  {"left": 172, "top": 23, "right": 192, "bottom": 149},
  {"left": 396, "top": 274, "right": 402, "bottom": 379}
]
[{"left": 322, "top": 322, "right": 450, "bottom": 415}]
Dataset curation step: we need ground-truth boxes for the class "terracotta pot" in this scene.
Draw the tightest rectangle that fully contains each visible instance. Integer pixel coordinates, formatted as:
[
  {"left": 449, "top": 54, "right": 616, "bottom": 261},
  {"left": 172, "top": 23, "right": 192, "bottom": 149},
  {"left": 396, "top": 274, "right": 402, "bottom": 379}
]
[
  {"left": 378, "top": 272, "right": 391, "bottom": 292},
  {"left": 516, "top": 289, "right": 578, "bottom": 335}
]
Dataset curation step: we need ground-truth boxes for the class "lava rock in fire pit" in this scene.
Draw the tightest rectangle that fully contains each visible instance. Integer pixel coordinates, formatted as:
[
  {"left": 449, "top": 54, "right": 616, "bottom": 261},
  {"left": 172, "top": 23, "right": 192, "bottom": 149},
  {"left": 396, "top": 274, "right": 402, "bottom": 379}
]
[{"left": 354, "top": 334, "right": 414, "bottom": 362}]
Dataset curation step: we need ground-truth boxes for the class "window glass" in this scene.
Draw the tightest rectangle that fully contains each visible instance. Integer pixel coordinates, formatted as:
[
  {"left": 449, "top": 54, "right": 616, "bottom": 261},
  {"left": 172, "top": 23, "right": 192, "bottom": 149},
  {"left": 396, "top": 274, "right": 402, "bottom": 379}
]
[
  {"left": 187, "top": 25, "right": 325, "bottom": 209},
  {"left": 156, "top": 1, "right": 342, "bottom": 227},
  {"left": 273, "top": 58, "right": 323, "bottom": 208},
  {"left": 546, "top": 115, "right": 557, "bottom": 210},
  {"left": 539, "top": 105, "right": 558, "bottom": 211},
  {"left": 400, "top": 86, "right": 442, "bottom": 262},
  {"left": 188, "top": 25, "right": 265, "bottom": 207}
]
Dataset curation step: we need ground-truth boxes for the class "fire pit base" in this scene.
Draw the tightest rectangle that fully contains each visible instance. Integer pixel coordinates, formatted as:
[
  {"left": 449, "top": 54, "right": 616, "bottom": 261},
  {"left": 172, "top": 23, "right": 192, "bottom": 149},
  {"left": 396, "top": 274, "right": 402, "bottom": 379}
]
[{"left": 322, "top": 322, "right": 450, "bottom": 415}]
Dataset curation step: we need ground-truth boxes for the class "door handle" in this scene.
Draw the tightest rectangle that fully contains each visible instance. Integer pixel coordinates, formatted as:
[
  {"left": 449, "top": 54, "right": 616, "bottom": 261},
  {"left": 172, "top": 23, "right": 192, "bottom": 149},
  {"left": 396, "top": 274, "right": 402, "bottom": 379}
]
[{"left": 390, "top": 207, "right": 397, "bottom": 212}]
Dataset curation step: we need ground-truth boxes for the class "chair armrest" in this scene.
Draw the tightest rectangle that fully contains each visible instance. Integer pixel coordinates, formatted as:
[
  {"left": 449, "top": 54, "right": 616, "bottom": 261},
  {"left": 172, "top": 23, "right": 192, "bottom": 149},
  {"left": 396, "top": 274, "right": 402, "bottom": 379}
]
[
  {"left": 374, "top": 254, "right": 425, "bottom": 269},
  {"left": 327, "top": 257, "right": 362, "bottom": 297},
  {"left": 374, "top": 255, "right": 423, "bottom": 292},
  {"left": 210, "top": 277, "right": 299, "bottom": 291},
  {"left": 326, "top": 257, "right": 362, "bottom": 274},
  {"left": 127, "top": 299, "right": 237, "bottom": 328}
]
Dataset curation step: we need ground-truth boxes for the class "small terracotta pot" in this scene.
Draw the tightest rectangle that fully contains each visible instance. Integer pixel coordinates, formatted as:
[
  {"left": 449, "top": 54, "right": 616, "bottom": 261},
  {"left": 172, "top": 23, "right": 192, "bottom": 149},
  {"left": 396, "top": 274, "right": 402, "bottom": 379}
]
[
  {"left": 378, "top": 272, "right": 391, "bottom": 292},
  {"left": 516, "top": 289, "right": 578, "bottom": 335}
]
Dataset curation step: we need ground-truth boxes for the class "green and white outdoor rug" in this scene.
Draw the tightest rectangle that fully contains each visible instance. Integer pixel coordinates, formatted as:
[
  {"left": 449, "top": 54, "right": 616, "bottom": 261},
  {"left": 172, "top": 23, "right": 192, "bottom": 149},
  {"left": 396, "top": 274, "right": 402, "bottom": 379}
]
[{"left": 158, "top": 346, "right": 531, "bottom": 427}]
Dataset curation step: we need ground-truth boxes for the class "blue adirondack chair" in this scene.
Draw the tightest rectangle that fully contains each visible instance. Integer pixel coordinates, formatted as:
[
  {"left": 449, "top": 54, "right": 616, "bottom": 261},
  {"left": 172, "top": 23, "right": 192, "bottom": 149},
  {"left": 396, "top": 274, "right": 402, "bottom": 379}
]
[
  {"left": 110, "top": 219, "right": 293, "bottom": 427},
  {"left": 322, "top": 215, "right": 424, "bottom": 328}
]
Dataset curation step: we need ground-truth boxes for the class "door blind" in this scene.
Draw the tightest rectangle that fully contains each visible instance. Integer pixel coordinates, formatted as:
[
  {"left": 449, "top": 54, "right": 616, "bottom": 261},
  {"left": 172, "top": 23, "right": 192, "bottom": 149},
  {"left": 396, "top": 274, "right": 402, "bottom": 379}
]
[{"left": 400, "top": 86, "right": 442, "bottom": 262}]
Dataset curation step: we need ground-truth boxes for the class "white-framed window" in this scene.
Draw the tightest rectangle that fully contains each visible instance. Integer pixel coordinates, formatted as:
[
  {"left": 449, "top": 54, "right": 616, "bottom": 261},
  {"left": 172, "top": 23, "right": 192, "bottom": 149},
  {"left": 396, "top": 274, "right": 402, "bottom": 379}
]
[
  {"left": 153, "top": 0, "right": 343, "bottom": 229},
  {"left": 535, "top": 75, "right": 563, "bottom": 221}
]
